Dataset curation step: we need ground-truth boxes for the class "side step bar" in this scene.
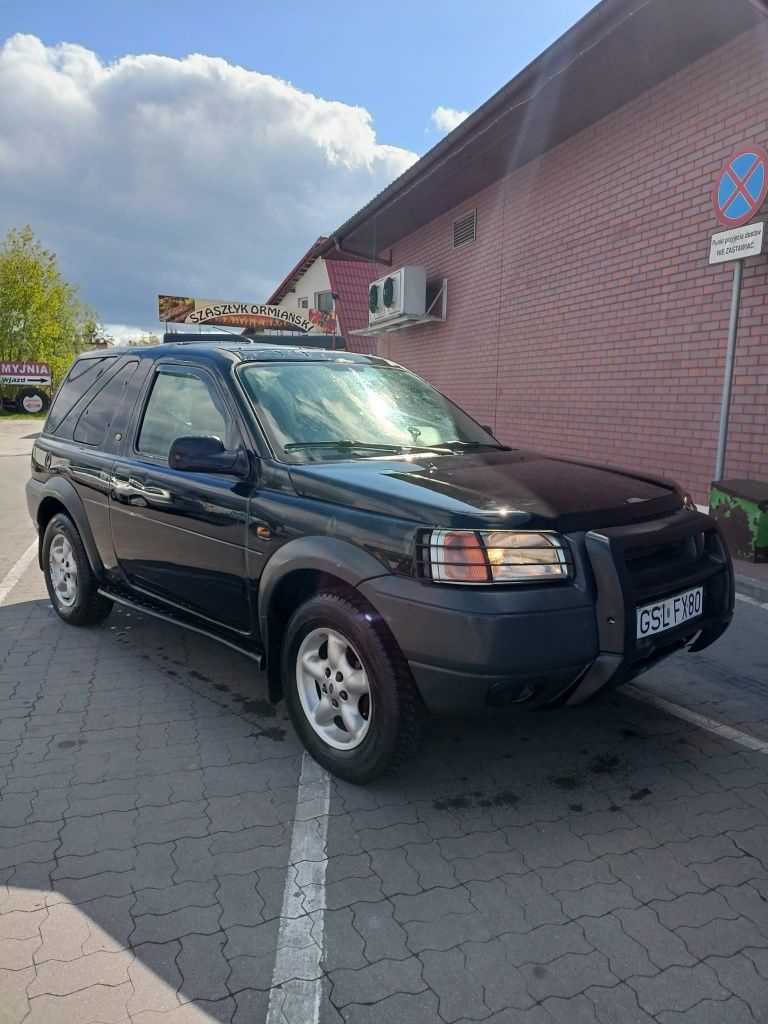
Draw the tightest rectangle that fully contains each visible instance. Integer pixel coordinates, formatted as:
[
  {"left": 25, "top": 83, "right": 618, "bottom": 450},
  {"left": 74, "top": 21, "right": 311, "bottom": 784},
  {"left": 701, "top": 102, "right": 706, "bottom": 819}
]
[{"left": 99, "top": 588, "right": 266, "bottom": 670}]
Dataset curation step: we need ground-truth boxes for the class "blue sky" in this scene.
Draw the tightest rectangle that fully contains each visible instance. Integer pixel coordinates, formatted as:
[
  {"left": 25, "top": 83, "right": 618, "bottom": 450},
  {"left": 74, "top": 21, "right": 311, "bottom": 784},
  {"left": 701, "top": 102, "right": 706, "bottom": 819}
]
[
  {"left": 0, "top": 0, "right": 599, "bottom": 333},
  {"left": 1, "top": 0, "right": 598, "bottom": 153}
]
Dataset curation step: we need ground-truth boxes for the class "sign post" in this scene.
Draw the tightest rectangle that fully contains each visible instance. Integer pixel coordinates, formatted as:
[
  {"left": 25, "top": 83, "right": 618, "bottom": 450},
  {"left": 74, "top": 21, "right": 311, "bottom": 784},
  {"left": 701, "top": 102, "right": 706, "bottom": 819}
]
[
  {"left": 709, "top": 144, "right": 768, "bottom": 480},
  {"left": 715, "top": 258, "right": 743, "bottom": 481}
]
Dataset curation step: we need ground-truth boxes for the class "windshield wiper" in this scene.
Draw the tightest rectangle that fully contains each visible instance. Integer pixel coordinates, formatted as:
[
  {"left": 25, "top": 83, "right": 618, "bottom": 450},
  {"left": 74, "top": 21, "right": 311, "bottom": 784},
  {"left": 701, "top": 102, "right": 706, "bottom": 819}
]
[
  {"left": 283, "top": 439, "right": 511, "bottom": 456},
  {"left": 284, "top": 440, "right": 404, "bottom": 453},
  {"left": 401, "top": 444, "right": 458, "bottom": 455},
  {"left": 438, "top": 440, "right": 511, "bottom": 451}
]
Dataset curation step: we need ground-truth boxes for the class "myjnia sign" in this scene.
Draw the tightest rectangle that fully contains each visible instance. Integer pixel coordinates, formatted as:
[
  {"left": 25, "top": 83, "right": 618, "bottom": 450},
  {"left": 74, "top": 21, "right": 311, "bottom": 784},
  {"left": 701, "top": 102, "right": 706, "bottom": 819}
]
[
  {"left": 0, "top": 360, "right": 52, "bottom": 385},
  {"left": 158, "top": 295, "right": 336, "bottom": 335}
]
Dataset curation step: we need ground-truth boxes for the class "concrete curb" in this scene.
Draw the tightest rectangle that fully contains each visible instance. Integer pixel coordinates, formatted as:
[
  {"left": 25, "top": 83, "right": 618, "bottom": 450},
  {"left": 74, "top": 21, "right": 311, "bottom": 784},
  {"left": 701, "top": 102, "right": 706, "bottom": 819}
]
[{"left": 735, "top": 572, "right": 768, "bottom": 603}]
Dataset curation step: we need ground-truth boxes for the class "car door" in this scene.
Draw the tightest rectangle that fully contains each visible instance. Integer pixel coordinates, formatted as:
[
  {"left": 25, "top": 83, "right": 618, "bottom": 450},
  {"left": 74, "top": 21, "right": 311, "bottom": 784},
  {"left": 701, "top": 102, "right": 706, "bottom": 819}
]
[
  {"left": 38, "top": 355, "right": 147, "bottom": 574},
  {"left": 109, "top": 361, "right": 251, "bottom": 633}
]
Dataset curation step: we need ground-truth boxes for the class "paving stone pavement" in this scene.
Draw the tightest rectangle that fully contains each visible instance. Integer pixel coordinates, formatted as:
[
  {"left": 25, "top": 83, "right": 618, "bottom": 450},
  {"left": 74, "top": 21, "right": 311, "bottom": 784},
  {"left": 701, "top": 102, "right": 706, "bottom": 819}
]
[{"left": 2, "top": 472, "right": 768, "bottom": 1019}]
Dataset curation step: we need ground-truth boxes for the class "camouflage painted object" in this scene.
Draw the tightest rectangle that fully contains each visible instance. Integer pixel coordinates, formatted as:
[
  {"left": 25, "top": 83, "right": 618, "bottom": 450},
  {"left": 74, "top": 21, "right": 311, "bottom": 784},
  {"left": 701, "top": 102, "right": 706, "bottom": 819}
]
[{"left": 710, "top": 479, "right": 768, "bottom": 563}]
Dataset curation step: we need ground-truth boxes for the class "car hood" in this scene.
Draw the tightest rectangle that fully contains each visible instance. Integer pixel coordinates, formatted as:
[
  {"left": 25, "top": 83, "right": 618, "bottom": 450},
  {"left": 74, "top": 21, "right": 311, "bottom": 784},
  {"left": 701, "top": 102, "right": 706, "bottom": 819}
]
[{"left": 287, "top": 449, "right": 683, "bottom": 532}]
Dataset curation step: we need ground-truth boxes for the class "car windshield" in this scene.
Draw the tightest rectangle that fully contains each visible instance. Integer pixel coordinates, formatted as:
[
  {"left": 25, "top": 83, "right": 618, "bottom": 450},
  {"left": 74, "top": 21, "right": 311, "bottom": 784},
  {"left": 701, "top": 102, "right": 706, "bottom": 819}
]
[{"left": 238, "top": 360, "right": 503, "bottom": 462}]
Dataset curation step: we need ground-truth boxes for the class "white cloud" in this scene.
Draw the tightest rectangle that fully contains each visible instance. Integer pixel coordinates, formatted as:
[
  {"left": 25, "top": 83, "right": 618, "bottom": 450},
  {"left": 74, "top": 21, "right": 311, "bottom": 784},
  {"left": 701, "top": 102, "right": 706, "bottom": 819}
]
[
  {"left": 100, "top": 323, "right": 159, "bottom": 343},
  {"left": 430, "top": 105, "right": 469, "bottom": 134},
  {"left": 0, "top": 34, "right": 417, "bottom": 331}
]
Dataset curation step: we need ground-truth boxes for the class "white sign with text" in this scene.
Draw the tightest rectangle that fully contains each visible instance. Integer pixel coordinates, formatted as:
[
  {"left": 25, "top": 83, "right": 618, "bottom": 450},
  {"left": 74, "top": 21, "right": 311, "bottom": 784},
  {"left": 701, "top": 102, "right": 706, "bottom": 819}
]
[{"left": 709, "top": 221, "right": 764, "bottom": 264}]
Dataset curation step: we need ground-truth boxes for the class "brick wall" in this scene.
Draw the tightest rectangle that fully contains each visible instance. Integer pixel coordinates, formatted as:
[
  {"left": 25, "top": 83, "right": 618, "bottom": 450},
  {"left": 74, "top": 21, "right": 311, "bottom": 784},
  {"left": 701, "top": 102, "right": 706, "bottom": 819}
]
[{"left": 378, "top": 25, "right": 768, "bottom": 505}]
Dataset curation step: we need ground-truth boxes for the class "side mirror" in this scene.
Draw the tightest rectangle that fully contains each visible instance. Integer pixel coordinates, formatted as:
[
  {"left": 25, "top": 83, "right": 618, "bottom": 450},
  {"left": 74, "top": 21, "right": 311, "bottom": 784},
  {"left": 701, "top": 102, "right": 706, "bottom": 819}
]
[
  {"left": 168, "top": 435, "right": 245, "bottom": 474},
  {"left": 481, "top": 424, "right": 497, "bottom": 439}
]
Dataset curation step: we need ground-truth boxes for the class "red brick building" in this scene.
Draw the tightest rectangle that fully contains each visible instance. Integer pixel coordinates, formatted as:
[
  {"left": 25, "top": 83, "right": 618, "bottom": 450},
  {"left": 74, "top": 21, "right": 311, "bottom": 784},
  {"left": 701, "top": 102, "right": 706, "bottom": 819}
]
[
  {"left": 266, "top": 238, "right": 378, "bottom": 354},
  {"left": 321, "top": 0, "right": 768, "bottom": 504}
]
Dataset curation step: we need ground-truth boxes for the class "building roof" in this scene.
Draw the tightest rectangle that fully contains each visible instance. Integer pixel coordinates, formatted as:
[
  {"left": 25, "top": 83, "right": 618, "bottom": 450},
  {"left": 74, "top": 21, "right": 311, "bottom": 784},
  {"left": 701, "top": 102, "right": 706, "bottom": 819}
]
[
  {"left": 325, "top": 259, "right": 379, "bottom": 355},
  {"left": 320, "top": 0, "right": 767, "bottom": 260},
  {"left": 266, "top": 236, "right": 328, "bottom": 304}
]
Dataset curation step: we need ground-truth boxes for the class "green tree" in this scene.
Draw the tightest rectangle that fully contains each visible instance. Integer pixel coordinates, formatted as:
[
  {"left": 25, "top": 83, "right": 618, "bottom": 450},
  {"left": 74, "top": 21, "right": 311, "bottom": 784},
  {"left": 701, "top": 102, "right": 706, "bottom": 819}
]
[{"left": 0, "top": 226, "right": 96, "bottom": 383}]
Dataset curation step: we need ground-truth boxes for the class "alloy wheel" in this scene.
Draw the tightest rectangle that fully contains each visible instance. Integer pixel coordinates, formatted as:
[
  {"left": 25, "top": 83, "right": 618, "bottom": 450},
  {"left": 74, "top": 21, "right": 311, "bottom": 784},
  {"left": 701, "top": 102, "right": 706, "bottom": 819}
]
[
  {"left": 48, "top": 533, "right": 79, "bottom": 608},
  {"left": 296, "top": 627, "right": 372, "bottom": 750}
]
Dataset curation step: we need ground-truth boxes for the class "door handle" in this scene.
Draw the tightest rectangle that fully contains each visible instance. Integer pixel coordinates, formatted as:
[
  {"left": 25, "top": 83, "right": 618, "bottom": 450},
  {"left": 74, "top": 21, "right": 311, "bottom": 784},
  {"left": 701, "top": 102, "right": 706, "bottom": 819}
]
[{"left": 111, "top": 468, "right": 132, "bottom": 499}]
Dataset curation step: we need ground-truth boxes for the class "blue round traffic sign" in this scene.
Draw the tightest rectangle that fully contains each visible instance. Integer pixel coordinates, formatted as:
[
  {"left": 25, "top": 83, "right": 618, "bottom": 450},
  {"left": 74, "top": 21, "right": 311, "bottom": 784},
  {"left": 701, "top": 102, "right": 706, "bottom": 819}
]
[{"left": 713, "top": 144, "right": 768, "bottom": 227}]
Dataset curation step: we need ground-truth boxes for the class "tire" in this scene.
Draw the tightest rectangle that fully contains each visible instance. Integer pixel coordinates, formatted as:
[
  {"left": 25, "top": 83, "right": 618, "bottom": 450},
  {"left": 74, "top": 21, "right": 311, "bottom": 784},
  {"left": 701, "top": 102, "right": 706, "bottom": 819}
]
[
  {"left": 281, "top": 590, "right": 428, "bottom": 783},
  {"left": 42, "top": 513, "right": 113, "bottom": 626},
  {"left": 16, "top": 387, "right": 50, "bottom": 414}
]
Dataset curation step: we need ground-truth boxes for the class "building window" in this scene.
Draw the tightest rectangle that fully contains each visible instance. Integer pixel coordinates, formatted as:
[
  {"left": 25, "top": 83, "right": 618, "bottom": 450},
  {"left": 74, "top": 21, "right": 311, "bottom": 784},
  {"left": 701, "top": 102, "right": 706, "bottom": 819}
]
[
  {"left": 453, "top": 209, "right": 476, "bottom": 249},
  {"left": 298, "top": 297, "right": 309, "bottom": 308},
  {"left": 315, "top": 290, "right": 334, "bottom": 312}
]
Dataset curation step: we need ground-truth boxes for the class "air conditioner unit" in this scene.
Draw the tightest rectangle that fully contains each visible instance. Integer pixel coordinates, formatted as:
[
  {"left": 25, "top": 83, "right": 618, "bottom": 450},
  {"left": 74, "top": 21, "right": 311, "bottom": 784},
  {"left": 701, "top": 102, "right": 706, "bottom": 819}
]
[{"left": 368, "top": 266, "right": 427, "bottom": 325}]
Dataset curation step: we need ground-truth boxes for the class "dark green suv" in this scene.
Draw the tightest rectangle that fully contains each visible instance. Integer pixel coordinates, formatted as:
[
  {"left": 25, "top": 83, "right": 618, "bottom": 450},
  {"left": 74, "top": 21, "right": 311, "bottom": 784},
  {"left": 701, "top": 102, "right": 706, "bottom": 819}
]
[{"left": 27, "top": 343, "right": 734, "bottom": 781}]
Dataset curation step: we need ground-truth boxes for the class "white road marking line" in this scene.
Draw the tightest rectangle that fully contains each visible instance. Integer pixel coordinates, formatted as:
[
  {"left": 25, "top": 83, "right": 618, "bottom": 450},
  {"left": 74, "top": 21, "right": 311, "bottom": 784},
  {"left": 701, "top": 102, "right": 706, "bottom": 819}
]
[
  {"left": 736, "top": 591, "right": 768, "bottom": 611},
  {"left": 625, "top": 684, "right": 768, "bottom": 754},
  {"left": 266, "top": 751, "right": 331, "bottom": 1024},
  {"left": 0, "top": 539, "right": 38, "bottom": 605}
]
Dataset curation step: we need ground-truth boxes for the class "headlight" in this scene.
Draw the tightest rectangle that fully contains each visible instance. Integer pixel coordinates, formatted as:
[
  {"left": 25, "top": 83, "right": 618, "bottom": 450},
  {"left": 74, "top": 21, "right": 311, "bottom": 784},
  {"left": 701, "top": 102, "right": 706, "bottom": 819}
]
[{"left": 424, "top": 529, "right": 572, "bottom": 584}]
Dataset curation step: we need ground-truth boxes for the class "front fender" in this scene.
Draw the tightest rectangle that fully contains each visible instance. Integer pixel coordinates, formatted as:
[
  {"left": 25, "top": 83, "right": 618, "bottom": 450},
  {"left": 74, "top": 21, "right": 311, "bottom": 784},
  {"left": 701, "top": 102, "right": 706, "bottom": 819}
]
[{"left": 257, "top": 536, "right": 391, "bottom": 654}]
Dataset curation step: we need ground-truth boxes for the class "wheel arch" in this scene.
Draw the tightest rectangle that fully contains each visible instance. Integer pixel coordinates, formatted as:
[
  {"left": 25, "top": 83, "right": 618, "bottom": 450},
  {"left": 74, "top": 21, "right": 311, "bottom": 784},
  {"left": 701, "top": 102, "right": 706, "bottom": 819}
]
[
  {"left": 36, "top": 479, "right": 104, "bottom": 577},
  {"left": 257, "top": 537, "right": 391, "bottom": 703}
]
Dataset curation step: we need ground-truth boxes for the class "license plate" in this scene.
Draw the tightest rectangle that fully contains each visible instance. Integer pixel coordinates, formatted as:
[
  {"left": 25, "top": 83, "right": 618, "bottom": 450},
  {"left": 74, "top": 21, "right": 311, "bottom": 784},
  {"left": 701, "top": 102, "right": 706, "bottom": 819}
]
[{"left": 636, "top": 586, "right": 703, "bottom": 639}]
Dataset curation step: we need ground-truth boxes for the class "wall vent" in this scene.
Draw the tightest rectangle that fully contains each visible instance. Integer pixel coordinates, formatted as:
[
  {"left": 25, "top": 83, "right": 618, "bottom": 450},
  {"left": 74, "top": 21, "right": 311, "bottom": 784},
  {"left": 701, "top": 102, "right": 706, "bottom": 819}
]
[{"left": 453, "top": 209, "right": 476, "bottom": 249}]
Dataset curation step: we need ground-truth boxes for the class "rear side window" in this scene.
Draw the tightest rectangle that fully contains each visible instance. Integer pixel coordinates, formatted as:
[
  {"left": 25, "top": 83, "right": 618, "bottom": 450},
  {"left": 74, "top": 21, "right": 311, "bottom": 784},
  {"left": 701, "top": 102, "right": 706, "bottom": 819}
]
[
  {"left": 137, "top": 368, "right": 236, "bottom": 460},
  {"left": 73, "top": 361, "right": 139, "bottom": 446},
  {"left": 46, "top": 357, "right": 115, "bottom": 434}
]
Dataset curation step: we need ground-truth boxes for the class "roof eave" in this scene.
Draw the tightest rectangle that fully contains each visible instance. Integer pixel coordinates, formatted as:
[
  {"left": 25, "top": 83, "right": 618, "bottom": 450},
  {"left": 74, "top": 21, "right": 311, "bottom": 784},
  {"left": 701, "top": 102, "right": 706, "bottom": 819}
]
[
  {"left": 320, "top": 0, "right": 767, "bottom": 259},
  {"left": 266, "top": 236, "right": 328, "bottom": 304}
]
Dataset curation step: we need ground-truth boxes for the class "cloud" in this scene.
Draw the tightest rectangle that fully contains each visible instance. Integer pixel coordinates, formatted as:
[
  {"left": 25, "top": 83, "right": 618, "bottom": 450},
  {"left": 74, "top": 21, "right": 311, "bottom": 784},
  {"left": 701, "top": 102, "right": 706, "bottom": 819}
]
[
  {"left": 431, "top": 105, "right": 469, "bottom": 134},
  {"left": 0, "top": 34, "right": 417, "bottom": 332}
]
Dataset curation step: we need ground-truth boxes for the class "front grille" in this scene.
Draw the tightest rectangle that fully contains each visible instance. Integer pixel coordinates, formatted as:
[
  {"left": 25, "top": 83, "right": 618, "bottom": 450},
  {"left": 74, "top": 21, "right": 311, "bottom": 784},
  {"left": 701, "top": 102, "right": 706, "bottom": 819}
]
[
  {"left": 624, "top": 539, "right": 691, "bottom": 575},
  {"left": 622, "top": 531, "right": 709, "bottom": 600}
]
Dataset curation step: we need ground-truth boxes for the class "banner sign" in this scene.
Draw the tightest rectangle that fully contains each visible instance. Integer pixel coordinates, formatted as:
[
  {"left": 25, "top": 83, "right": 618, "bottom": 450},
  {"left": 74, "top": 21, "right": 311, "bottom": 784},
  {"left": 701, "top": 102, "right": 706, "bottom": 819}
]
[
  {"left": 0, "top": 360, "right": 52, "bottom": 386},
  {"left": 158, "top": 295, "right": 337, "bottom": 335}
]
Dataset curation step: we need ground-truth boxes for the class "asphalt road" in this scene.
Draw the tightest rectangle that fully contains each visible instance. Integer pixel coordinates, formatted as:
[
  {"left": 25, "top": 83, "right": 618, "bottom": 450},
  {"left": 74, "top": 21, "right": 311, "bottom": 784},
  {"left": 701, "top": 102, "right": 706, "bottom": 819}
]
[
  {"left": 2, "top": 419, "right": 768, "bottom": 1024},
  {"left": 0, "top": 420, "right": 38, "bottom": 577}
]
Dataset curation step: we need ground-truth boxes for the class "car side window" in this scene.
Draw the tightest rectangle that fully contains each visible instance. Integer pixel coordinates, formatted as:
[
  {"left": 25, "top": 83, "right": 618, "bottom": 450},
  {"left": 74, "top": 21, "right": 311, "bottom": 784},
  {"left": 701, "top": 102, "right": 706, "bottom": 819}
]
[
  {"left": 137, "top": 367, "right": 237, "bottom": 461},
  {"left": 73, "top": 360, "right": 139, "bottom": 446},
  {"left": 46, "top": 356, "right": 117, "bottom": 435}
]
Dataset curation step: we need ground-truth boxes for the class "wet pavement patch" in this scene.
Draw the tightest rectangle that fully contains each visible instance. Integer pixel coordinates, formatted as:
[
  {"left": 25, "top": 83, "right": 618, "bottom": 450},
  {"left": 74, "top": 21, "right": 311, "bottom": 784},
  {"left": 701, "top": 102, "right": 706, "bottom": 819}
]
[
  {"left": 434, "top": 794, "right": 473, "bottom": 811},
  {"left": 56, "top": 740, "right": 77, "bottom": 749},
  {"left": 589, "top": 753, "right": 622, "bottom": 774},
  {"left": 550, "top": 775, "right": 582, "bottom": 790},
  {"left": 568, "top": 803, "right": 583, "bottom": 812},
  {"left": 239, "top": 698, "right": 277, "bottom": 717},
  {"left": 620, "top": 727, "right": 643, "bottom": 739},
  {"left": 630, "top": 787, "right": 652, "bottom": 801},
  {"left": 252, "top": 726, "right": 287, "bottom": 742},
  {"left": 433, "top": 789, "right": 518, "bottom": 811}
]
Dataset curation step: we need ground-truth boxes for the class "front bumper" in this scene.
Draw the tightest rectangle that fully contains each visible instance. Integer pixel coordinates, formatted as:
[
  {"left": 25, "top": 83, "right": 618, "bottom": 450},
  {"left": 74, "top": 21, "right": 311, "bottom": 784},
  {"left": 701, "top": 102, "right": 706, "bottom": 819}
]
[
  {"left": 359, "top": 509, "right": 733, "bottom": 714},
  {"left": 564, "top": 508, "right": 733, "bottom": 705}
]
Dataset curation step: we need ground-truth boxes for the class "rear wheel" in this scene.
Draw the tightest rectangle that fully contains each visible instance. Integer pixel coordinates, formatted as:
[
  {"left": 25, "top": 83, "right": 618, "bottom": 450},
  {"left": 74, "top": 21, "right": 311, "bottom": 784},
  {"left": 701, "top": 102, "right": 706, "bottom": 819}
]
[
  {"left": 282, "top": 591, "right": 428, "bottom": 783},
  {"left": 42, "top": 513, "right": 113, "bottom": 626}
]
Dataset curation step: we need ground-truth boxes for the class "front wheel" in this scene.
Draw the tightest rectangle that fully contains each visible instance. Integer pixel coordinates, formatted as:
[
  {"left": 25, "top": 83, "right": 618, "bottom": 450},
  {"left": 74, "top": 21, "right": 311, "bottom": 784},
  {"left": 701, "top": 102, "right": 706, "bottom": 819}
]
[{"left": 281, "top": 591, "right": 428, "bottom": 783}]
